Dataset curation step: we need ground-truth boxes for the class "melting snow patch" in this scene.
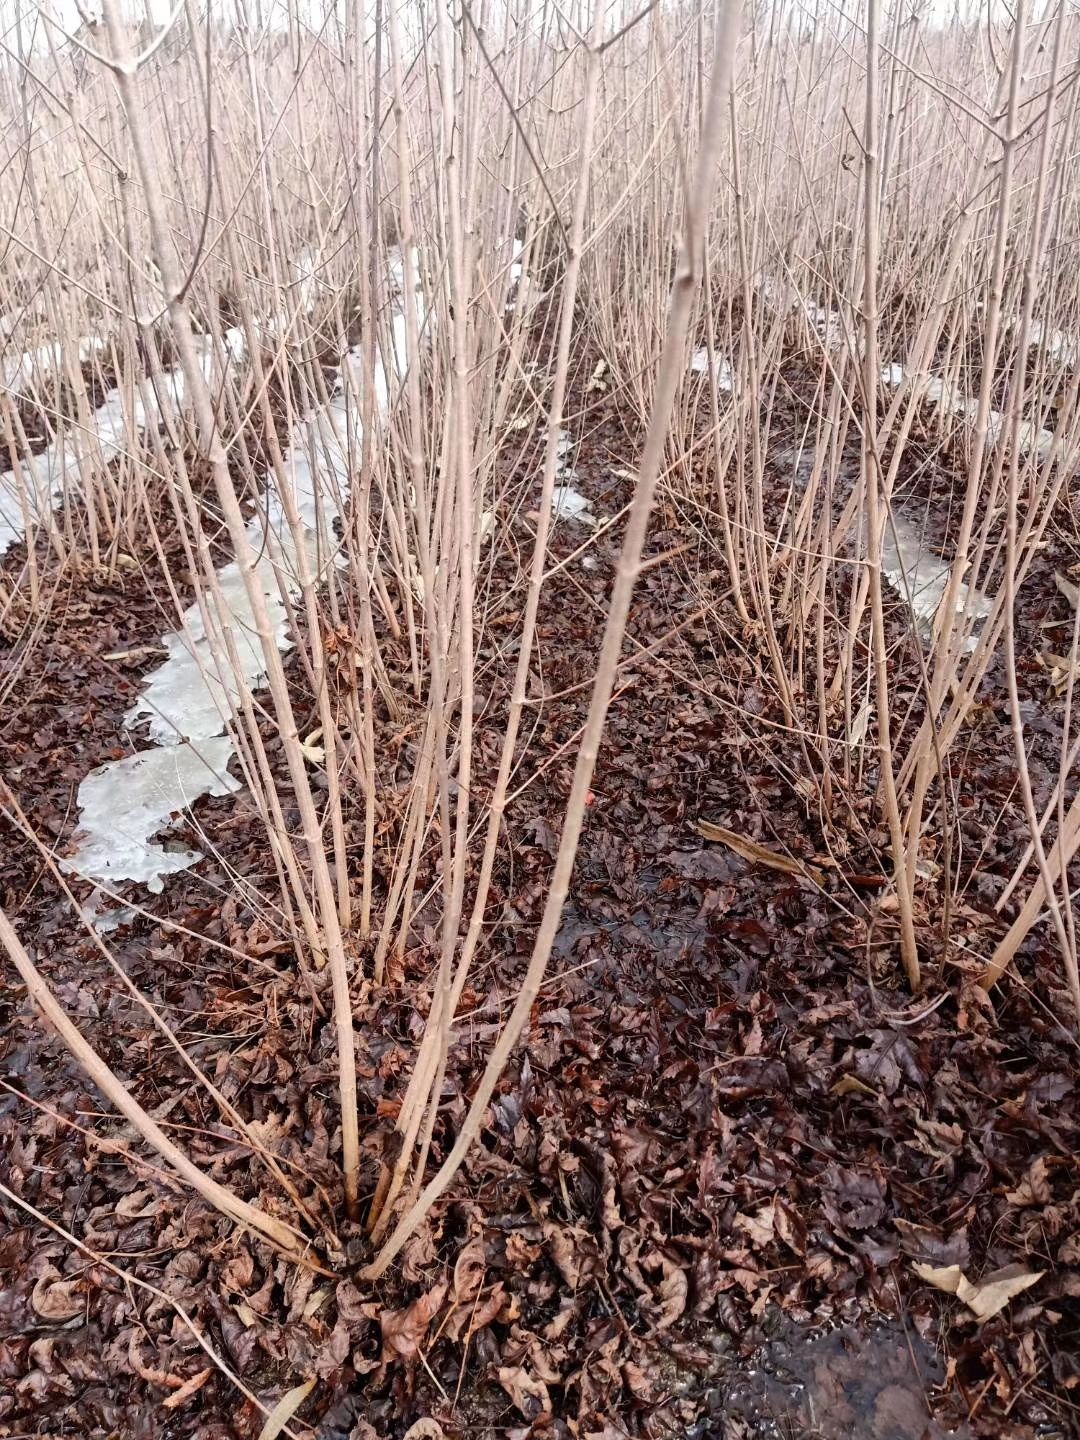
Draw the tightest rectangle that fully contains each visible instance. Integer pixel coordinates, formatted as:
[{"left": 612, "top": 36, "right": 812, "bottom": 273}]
[
  {"left": 690, "top": 347, "right": 734, "bottom": 391},
  {"left": 1009, "top": 318, "right": 1078, "bottom": 369},
  {"left": 2, "top": 334, "right": 105, "bottom": 398},
  {"left": 882, "top": 364, "right": 1057, "bottom": 460},
  {"left": 64, "top": 374, "right": 361, "bottom": 891},
  {"left": 65, "top": 258, "right": 425, "bottom": 895},
  {"left": 552, "top": 484, "right": 596, "bottom": 526},
  {"left": 549, "top": 429, "right": 597, "bottom": 527},
  {"left": 880, "top": 361, "right": 905, "bottom": 388},
  {"left": 0, "top": 334, "right": 243, "bottom": 558},
  {"left": 68, "top": 738, "right": 241, "bottom": 892},
  {"left": 882, "top": 513, "right": 990, "bottom": 650}
]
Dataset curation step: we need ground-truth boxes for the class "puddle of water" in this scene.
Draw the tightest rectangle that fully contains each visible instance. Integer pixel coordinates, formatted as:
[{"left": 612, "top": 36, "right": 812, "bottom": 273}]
[{"left": 710, "top": 1319, "right": 966, "bottom": 1440}]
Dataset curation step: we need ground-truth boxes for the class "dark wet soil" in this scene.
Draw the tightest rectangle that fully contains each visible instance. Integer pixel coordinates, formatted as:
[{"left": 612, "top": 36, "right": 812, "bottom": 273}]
[
  {"left": 716, "top": 1321, "right": 963, "bottom": 1440},
  {"left": 1, "top": 343, "right": 1079, "bottom": 1440}
]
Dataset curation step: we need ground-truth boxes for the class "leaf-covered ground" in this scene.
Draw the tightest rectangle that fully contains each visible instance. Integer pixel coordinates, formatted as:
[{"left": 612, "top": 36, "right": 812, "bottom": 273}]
[{"left": 2, "top": 362, "right": 1079, "bottom": 1439}]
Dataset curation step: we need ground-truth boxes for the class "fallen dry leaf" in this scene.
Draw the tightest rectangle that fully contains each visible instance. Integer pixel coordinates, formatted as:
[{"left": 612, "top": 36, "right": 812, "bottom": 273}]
[
  {"left": 913, "top": 1261, "right": 1044, "bottom": 1321},
  {"left": 542, "top": 1221, "right": 587, "bottom": 1288},
  {"left": 735, "top": 1206, "right": 775, "bottom": 1250},
  {"left": 498, "top": 1364, "right": 552, "bottom": 1420},
  {"left": 299, "top": 728, "right": 325, "bottom": 765},
  {"left": 402, "top": 1422, "right": 446, "bottom": 1440},
  {"left": 774, "top": 1198, "right": 808, "bottom": 1256},
  {"left": 31, "top": 1267, "right": 84, "bottom": 1323},
  {"left": 257, "top": 1377, "right": 315, "bottom": 1440},
  {"left": 695, "top": 820, "right": 824, "bottom": 886},
  {"left": 650, "top": 1253, "right": 688, "bottom": 1329},
  {"left": 831, "top": 1074, "right": 878, "bottom": 1099},
  {"left": 451, "top": 1237, "right": 486, "bottom": 1310},
  {"left": 161, "top": 1367, "right": 213, "bottom": 1410},
  {"left": 379, "top": 1282, "right": 447, "bottom": 1365},
  {"left": 115, "top": 1188, "right": 158, "bottom": 1220},
  {"left": 1007, "top": 1156, "right": 1052, "bottom": 1208},
  {"left": 1055, "top": 570, "right": 1080, "bottom": 609}
]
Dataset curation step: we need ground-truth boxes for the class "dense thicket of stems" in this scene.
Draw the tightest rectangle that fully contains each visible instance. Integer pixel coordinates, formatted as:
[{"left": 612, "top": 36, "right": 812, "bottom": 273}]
[{"left": 2, "top": 0, "right": 1079, "bottom": 1266}]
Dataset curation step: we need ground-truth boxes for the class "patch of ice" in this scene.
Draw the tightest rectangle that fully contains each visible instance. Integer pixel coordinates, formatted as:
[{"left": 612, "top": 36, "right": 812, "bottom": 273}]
[
  {"left": 0, "top": 333, "right": 241, "bottom": 558},
  {"left": 505, "top": 236, "right": 534, "bottom": 315},
  {"left": 690, "top": 347, "right": 734, "bottom": 391},
  {"left": 295, "top": 246, "right": 320, "bottom": 315},
  {"left": 552, "top": 484, "right": 596, "bottom": 526},
  {"left": 1010, "top": 318, "right": 1078, "bottom": 369},
  {"left": 547, "top": 428, "right": 597, "bottom": 527},
  {"left": 79, "top": 891, "right": 139, "bottom": 934},
  {"left": 881, "top": 513, "right": 990, "bottom": 650},
  {"left": 801, "top": 301, "right": 846, "bottom": 352},
  {"left": 883, "top": 364, "right": 1057, "bottom": 460},
  {"left": 64, "top": 370, "right": 363, "bottom": 889},
  {"left": 65, "top": 258, "right": 426, "bottom": 893},
  {"left": 880, "top": 361, "right": 905, "bottom": 388},
  {"left": 69, "top": 737, "right": 241, "bottom": 892}
]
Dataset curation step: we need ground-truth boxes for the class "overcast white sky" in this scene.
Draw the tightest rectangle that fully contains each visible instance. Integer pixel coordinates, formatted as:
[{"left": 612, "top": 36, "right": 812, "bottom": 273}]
[{"left": 0, "top": 0, "right": 1057, "bottom": 51}]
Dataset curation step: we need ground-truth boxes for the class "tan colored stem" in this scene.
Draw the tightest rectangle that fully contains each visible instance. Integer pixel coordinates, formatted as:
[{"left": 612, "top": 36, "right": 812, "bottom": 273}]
[{"left": 0, "top": 904, "right": 305, "bottom": 1257}]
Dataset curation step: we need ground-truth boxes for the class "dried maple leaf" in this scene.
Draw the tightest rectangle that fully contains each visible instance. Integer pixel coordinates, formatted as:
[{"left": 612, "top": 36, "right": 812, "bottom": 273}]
[
  {"left": 378, "top": 1282, "right": 447, "bottom": 1365},
  {"left": 649, "top": 1253, "right": 688, "bottom": 1329},
  {"left": 1006, "top": 1156, "right": 1052, "bottom": 1208},
  {"left": 774, "top": 1198, "right": 807, "bottom": 1256},
  {"left": 401, "top": 1220, "right": 439, "bottom": 1282},
  {"left": 115, "top": 1188, "right": 158, "bottom": 1221},
  {"left": 402, "top": 1422, "right": 446, "bottom": 1440},
  {"left": 543, "top": 1221, "right": 589, "bottom": 1288},
  {"left": 735, "top": 1205, "right": 775, "bottom": 1250},
  {"left": 505, "top": 1231, "right": 542, "bottom": 1268},
  {"left": 498, "top": 1364, "right": 552, "bottom": 1420}
]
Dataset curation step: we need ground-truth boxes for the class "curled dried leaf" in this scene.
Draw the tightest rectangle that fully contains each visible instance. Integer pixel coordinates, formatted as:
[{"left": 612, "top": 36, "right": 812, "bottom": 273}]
[
  {"left": 161, "top": 1367, "right": 213, "bottom": 1410},
  {"left": 31, "top": 1267, "right": 84, "bottom": 1323},
  {"left": 402, "top": 1422, "right": 446, "bottom": 1440},
  {"left": 379, "top": 1282, "right": 447, "bottom": 1365},
  {"left": 650, "top": 1254, "right": 688, "bottom": 1330},
  {"left": 695, "top": 819, "right": 824, "bottom": 886},
  {"left": 1006, "top": 1157, "right": 1051, "bottom": 1208},
  {"left": 498, "top": 1364, "right": 552, "bottom": 1420},
  {"left": 913, "top": 1261, "right": 1044, "bottom": 1321}
]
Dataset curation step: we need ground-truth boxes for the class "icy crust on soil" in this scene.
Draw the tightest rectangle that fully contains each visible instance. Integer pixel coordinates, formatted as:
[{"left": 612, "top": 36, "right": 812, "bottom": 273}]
[
  {"left": 881, "top": 511, "right": 991, "bottom": 645},
  {"left": 0, "top": 331, "right": 244, "bottom": 557},
  {"left": 551, "top": 428, "right": 597, "bottom": 527},
  {"left": 64, "top": 367, "right": 362, "bottom": 891},
  {"left": 63, "top": 252, "right": 429, "bottom": 894},
  {"left": 70, "top": 738, "right": 242, "bottom": 892}
]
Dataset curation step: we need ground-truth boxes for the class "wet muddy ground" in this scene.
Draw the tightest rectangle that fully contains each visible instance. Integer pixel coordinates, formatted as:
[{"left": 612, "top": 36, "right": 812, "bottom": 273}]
[{"left": 2, "top": 345, "right": 1079, "bottom": 1438}]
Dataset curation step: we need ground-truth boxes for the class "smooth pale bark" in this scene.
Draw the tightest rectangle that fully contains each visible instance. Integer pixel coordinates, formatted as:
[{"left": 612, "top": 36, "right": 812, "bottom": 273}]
[{"left": 364, "top": 0, "right": 744, "bottom": 1282}]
